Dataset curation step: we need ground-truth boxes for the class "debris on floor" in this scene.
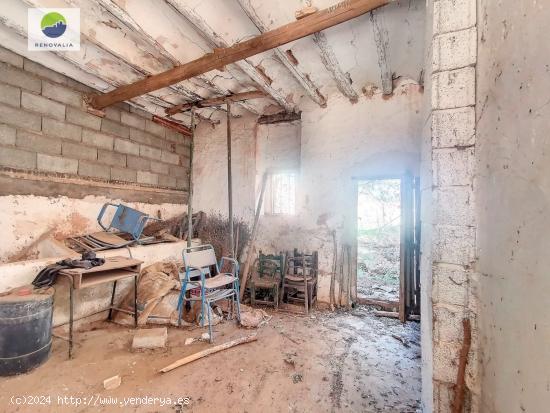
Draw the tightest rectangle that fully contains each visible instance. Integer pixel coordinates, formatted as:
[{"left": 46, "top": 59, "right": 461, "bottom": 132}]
[
  {"left": 132, "top": 327, "right": 168, "bottom": 350},
  {"left": 103, "top": 375, "right": 121, "bottom": 390}
]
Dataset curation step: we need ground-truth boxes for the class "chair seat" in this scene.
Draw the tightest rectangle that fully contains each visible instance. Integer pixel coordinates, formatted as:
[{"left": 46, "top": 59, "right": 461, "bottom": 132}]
[
  {"left": 285, "top": 274, "right": 315, "bottom": 283},
  {"left": 204, "top": 273, "right": 237, "bottom": 289}
]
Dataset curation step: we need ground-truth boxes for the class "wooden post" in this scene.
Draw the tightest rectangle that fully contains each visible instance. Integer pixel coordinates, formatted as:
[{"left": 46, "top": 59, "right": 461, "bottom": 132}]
[
  {"left": 452, "top": 318, "right": 472, "bottom": 413},
  {"left": 187, "top": 107, "right": 195, "bottom": 248},
  {"left": 227, "top": 101, "right": 234, "bottom": 257}
]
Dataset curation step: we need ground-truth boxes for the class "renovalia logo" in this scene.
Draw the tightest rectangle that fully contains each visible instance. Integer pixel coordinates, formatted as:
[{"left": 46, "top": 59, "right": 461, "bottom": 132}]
[{"left": 28, "top": 8, "right": 80, "bottom": 51}]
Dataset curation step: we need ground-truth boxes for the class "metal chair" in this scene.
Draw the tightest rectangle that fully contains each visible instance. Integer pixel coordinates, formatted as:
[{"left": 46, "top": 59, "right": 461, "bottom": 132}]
[
  {"left": 177, "top": 244, "right": 241, "bottom": 342},
  {"left": 97, "top": 203, "right": 161, "bottom": 241}
]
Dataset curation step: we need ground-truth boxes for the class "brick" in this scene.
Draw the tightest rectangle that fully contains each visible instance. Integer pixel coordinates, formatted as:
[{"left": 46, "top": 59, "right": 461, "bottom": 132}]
[
  {"left": 433, "top": 305, "right": 464, "bottom": 343},
  {"left": 165, "top": 129, "right": 183, "bottom": 142},
  {"left": 139, "top": 145, "right": 161, "bottom": 160},
  {"left": 62, "top": 142, "right": 97, "bottom": 161},
  {"left": 130, "top": 128, "right": 156, "bottom": 146},
  {"left": 432, "top": 107, "right": 475, "bottom": 148},
  {"left": 114, "top": 138, "right": 139, "bottom": 155},
  {"left": 101, "top": 118, "right": 129, "bottom": 138},
  {"left": 433, "top": 264, "right": 469, "bottom": 307},
  {"left": 0, "top": 123, "right": 16, "bottom": 145},
  {"left": 151, "top": 161, "right": 169, "bottom": 175},
  {"left": 433, "top": 27, "right": 477, "bottom": 72},
  {"left": 158, "top": 174, "right": 176, "bottom": 188},
  {"left": 0, "top": 147, "right": 35, "bottom": 169},
  {"left": 43, "top": 118, "right": 82, "bottom": 142},
  {"left": 23, "top": 59, "right": 67, "bottom": 85},
  {"left": 0, "top": 62, "right": 41, "bottom": 92},
  {"left": 0, "top": 47, "right": 23, "bottom": 68},
  {"left": 98, "top": 150, "right": 126, "bottom": 167},
  {"left": 104, "top": 106, "right": 121, "bottom": 122},
  {"left": 170, "top": 165, "right": 188, "bottom": 178},
  {"left": 0, "top": 103, "right": 41, "bottom": 131},
  {"left": 433, "top": 147, "right": 475, "bottom": 187},
  {"left": 37, "top": 153, "right": 78, "bottom": 174},
  {"left": 160, "top": 150, "right": 179, "bottom": 165},
  {"left": 433, "top": 224, "right": 475, "bottom": 265},
  {"left": 66, "top": 107, "right": 101, "bottom": 130},
  {"left": 82, "top": 129, "right": 113, "bottom": 150},
  {"left": 433, "top": 187, "right": 475, "bottom": 227},
  {"left": 66, "top": 78, "right": 94, "bottom": 94},
  {"left": 432, "top": 67, "right": 475, "bottom": 110},
  {"left": 22, "top": 91, "right": 65, "bottom": 120},
  {"left": 137, "top": 170, "right": 158, "bottom": 185},
  {"left": 0, "top": 83, "right": 21, "bottom": 106},
  {"left": 131, "top": 327, "right": 167, "bottom": 350},
  {"left": 42, "top": 81, "right": 82, "bottom": 107},
  {"left": 16, "top": 130, "right": 61, "bottom": 155},
  {"left": 129, "top": 105, "right": 152, "bottom": 120},
  {"left": 111, "top": 167, "right": 136, "bottom": 182},
  {"left": 78, "top": 160, "right": 110, "bottom": 180},
  {"left": 145, "top": 119, "right": 165, "bottom": 138},
  {"left": 121, "top": 111, "right": 145, "bottom": 130},
  {"left": 175, "top": 143, "right": 191, "bottom": 157},
  {"left": 127, "top": 155, "right": 150, "bottom": 171},
  {"left": 103, "top": 375, "right": 121, "bottom": 390},
  {"left": 176, "top": 177, "right": 189, "bottom": 190},
  {"left": 433, "top": 0, "right": 476, "bottom": 35}
]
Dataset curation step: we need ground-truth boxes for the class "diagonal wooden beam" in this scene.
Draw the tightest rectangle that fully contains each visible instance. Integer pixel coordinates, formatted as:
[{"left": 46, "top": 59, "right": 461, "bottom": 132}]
[
  {"left": 87, "top": 0, "right": 390, "bottom": 110},
  {"left": 236, "top": 0, "right": 326, "bottom": 107},
  {"left": 166, "top": 91, "right": 266, "bottom": 115},
  {"left": 370, "top": 9, "right": 393, "bottom": 95}
]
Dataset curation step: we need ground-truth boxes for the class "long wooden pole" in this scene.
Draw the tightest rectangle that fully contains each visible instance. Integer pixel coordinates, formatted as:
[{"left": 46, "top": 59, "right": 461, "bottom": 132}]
[
  {"left": 227, "top": 101, "right": 234, "bottom": 257},
  {"left": 240, "top": 172, "right": 269, "bottom": 299},
  {"left": 166, "top": 91, "right": 265, "bottom": 116},
  {"left": 452, "top": 318, "right": 472, "bottom": 413},
  {"left": 187, "top": 107, "right": 195, "bottom": 248},
  {"left": 159, "top": 334, "right": 257, "bottom": 373},
  {"left": 87, "top": 0, "right": 390, "bottom": 109}
]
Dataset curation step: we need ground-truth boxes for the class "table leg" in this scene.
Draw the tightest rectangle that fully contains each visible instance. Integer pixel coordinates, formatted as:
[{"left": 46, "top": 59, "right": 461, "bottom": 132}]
[
  {"left": 69, "top": 285, "right": 74, "bottom": 359},
  {"left": 108, "top": 280, "right": 117, "bottom": 321},
  {"left": 133, "top": 275, "right": 138, "bottom": 327}
]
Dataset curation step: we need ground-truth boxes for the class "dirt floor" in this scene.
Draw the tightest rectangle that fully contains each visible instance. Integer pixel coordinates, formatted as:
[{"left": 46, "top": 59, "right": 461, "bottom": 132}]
[{"left": 0, "top": 306, "right": 421, "bottom": 413}]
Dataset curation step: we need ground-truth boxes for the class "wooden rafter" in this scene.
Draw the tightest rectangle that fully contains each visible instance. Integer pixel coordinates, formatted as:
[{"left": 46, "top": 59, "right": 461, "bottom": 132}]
[
  {"left": 370, "top": 9, "right": 393, "bottom": 95},
  {"left": 257, "top": 111, "right": 301, "bottom": 124},
  {"left": 166, "top": 91, "right": 265, "bottom": 116},
  {"left": 87, "top": 0, "right": 390, "bottom": 110}
]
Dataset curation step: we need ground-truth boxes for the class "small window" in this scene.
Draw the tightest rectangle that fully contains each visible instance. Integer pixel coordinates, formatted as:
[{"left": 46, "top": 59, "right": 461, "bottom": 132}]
[{"left": 270, "top": 173, "right": 296, "bottom": 215}]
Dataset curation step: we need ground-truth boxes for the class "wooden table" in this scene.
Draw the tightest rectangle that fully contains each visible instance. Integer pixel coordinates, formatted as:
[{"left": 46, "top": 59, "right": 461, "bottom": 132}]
[{"left": 58, "top": 256, "right": 143, "bottom": 358}]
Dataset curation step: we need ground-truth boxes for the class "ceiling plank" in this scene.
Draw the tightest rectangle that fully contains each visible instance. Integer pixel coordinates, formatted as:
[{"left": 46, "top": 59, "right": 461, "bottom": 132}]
[
  {"left": 166, "top": 90, "right": 265, "bottom": 115},
  {"left": 258, "top": 111, "right": 301, "bottom": 125},
  {"left": 236, "top": 0, "right": 327, "bottom": 107},
  {"left": 87, "top": 0, "right": 390, "bottom": 110},
  {"left": 370, "top": 10, "right": 393, "bottom": 95}
]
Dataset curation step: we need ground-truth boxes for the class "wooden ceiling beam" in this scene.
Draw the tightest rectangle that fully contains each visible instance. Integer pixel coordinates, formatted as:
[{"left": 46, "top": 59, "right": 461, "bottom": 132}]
[
  {"left": 166, "top": 91, "right": 266, "bottom": 116},
  {"left": 87, "top": 0, "right": 390, "bottom": 110},
  {"left": 370, "top": 10, "right": 393, "bottom": 95}
]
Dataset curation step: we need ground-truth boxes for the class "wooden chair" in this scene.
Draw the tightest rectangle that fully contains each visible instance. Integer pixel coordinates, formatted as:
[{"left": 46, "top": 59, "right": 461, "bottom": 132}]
[
  {"left": 282, "top": 250, "right": 318, "bottom": 314},
  {"left": 249, "top": 251, "right": 284, "bottom": 308}
]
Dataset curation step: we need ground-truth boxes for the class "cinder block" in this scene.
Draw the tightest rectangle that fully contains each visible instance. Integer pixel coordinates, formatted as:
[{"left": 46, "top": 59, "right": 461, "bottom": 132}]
[
  {"left": 433, "top": 147, "right": 475, "bottom": 187},
  {"left": 433, "top": 341, "right": 462, "bottom": 383},
  {"left": 433, "top": 27, "right": 477, "bottom": 72},
  {"left": 21, "top": 91, "right": 65, "bottom": 120},
  {"left": 433, "top": 186, "right": 474, "bottom": 228},
  {"left": 432, "top": 263, "right": 469, "bottom": 307},
  {"left": 98, "top": 150, "right": 126, "bottom": 167},
  {"left": 131, "top": 327, "right": 167, "bottom": 350},
  {"left": 145, "top": 119, "right": 165, "bottom": 138},
  {"left": 101, "top": 118, "right": 129, "bottom": 138},
  {"left": 0, "top": 103, "right": 41, "bottom": 131},
  {"left": 433, "top": 304, "right": 464, "bottom": 343},
  {"left": 130, "top": 128, "right": 156, "bottom": 147},
  {"left": 0, "top": 83, "right": 21, "bottom": 106},
  {"left": 432, "top": 67, "right": 475, "bottom": 110},
  {"left": 104, "top": 106, "right": 121, "bottom": 122},
  {"left": 0, "top": 123, "right": 16, "bottom": 145},
  {"left": 176, "top": 177, "right": 189, "bottom": 190},
  {"left": 139, "top": 145, "right": 161, "bottom": 160},
  {"left": 0, "top": 47, "right": 23, "bottom": 68},
  {"left": 43, "top": 118, "right": 82, "bottom": 142},
  {"left": 111, "top": 167, "right": 136, "bottom": 183},
  {"left": 78, "top": 160, "right": 110, "bottom": 180},
  {"left": 151, "top": 161, "right": 169, "bottom": 175},
  {"left": 66, "top": 107, "right": 101, "bottom": 130},
  {"left": 42, "top": 81, "right": 82, "bottom": 107},
  {"left": 24, "top": 59, "right": 67, "bottom": 85},
  {"left": 121, "top": 112, "right": 145, "bottom": 130},
  {"left": 129, "top": 105, "right": 152, "bottom": 120},
  {"left": 137, "top": 170, "right": 158, "bottom": 185},
  {"left": 158, "top": 174, "right": 177, "bottom": 188},
  {"left": 82, "top": 129, "right": 113, "bottom": 150},
  {"left": 103, "top": 375, "right": 121, "bottom": 390},
  {"left": 433, "top": 224, "right": 475, "bottom": 266},
  {"left": 432, "top": 107, "right": 475, "bottom": 148},
  {"left": 66, "top": 78, "right": 94, "bottom": 94},
  {"left": 127, "top": 155, "right": 150, "bottom": 171},
  {"left": 175, "top": 143, "right": 191, "bottom": 157},
  {"left": 433, "top": 0, "right": 476, "bottom": 35},
  {"left": 170, "top": 165, "right": 188, "bottom": 178},
  {"left": 0, "top": 147, "right": 36, "bottom": 169},
  {"left": 160, "top": 150, "right": 179, "bottom": 165},
  {"left": 114, "top": 138, "right": 139, "bottom": 156},
  {"left": 37, "top": 153, "right": 78, "bottom": 174},
  {"left": 16, "top": 130, "right": 61, "bottom": 155},
  {"left": 165, "top": 129, "right": 183, "bottom": 142},
  {"left": 0, "top": 62, "right": 41, "bottom": 92},
  {"left": 62, "top": 142, "right": 97, "bottom": 161}
]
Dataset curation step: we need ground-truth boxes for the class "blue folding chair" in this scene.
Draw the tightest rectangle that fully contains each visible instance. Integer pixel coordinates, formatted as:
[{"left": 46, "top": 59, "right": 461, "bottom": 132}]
[
  {"left": 177, "top": 244, "right": 241, "bottom": 342},
  {"left": 97, "top": 203, "right": 161, "bottom": 241}
]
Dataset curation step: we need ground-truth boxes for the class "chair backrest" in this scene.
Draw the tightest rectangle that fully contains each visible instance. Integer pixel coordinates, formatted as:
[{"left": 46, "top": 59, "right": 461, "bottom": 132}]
[
  {"left": 111, "top": 205, "right": 149, "bottom": 239},
  {"left": 182, "top": 244, "right": 218, "bottom": 275}
]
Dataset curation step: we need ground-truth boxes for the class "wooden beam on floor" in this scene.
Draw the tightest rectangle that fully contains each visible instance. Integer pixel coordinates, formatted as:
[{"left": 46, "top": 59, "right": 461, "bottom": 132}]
[
  {"left": 236, "top": 0, "right": 327, "bottom": 108},
  {"left": 370, "top": 10, "right": 393, "bottom": 95},
  {"left": 257, "top": 111, "right": 302, "bottom": 124},
  {"left": 86, "top": 0, "right": 390, "bottom": 109},
  {"left": 166, "top": 91, "right": 265, "bottom": 116}
]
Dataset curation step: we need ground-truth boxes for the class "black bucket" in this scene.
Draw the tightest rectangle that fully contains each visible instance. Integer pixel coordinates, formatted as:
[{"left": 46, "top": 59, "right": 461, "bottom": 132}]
[{"left": 0, "top": 286, "right": 54, "bottom": 376}]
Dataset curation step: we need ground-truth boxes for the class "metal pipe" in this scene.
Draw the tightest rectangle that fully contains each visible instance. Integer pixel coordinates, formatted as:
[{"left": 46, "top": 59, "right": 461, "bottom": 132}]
[
  {"left": 187, "top": 107, "right": 195, "bottom": 248},
  {"left": 227, "top": 101, "right": 234, "bottom": 257}
]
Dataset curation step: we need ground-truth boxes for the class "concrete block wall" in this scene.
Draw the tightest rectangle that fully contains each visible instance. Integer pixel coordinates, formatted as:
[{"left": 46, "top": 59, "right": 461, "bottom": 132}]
[
  {"left": 427, "top": 0, "right": 480, "bottom": 411},
  {"left": 0, "top": 46, "right": 191, "bottom": 191}
]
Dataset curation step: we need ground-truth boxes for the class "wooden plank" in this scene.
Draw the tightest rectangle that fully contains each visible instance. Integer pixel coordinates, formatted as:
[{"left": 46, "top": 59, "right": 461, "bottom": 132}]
[
  {"left": 87, "top": 0, "right": 390, "bottom": 109},
  {"left": 59, "top": 256, "right": 143, "bottom": 275},
  {"left": 78, "top": 269, "right": 139, "bottom": 289},
  {"left": 452, "top": 319, "right": 472, "bottom": 413},
  {"left": 257, "top": 111, "right": 301, "bottom": 124},
  {"left": 166, "top": 91, "right": 265, "bottom": 116},
  {"left": 152, "top": 116, "right": 193, "bottom": 136}
]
